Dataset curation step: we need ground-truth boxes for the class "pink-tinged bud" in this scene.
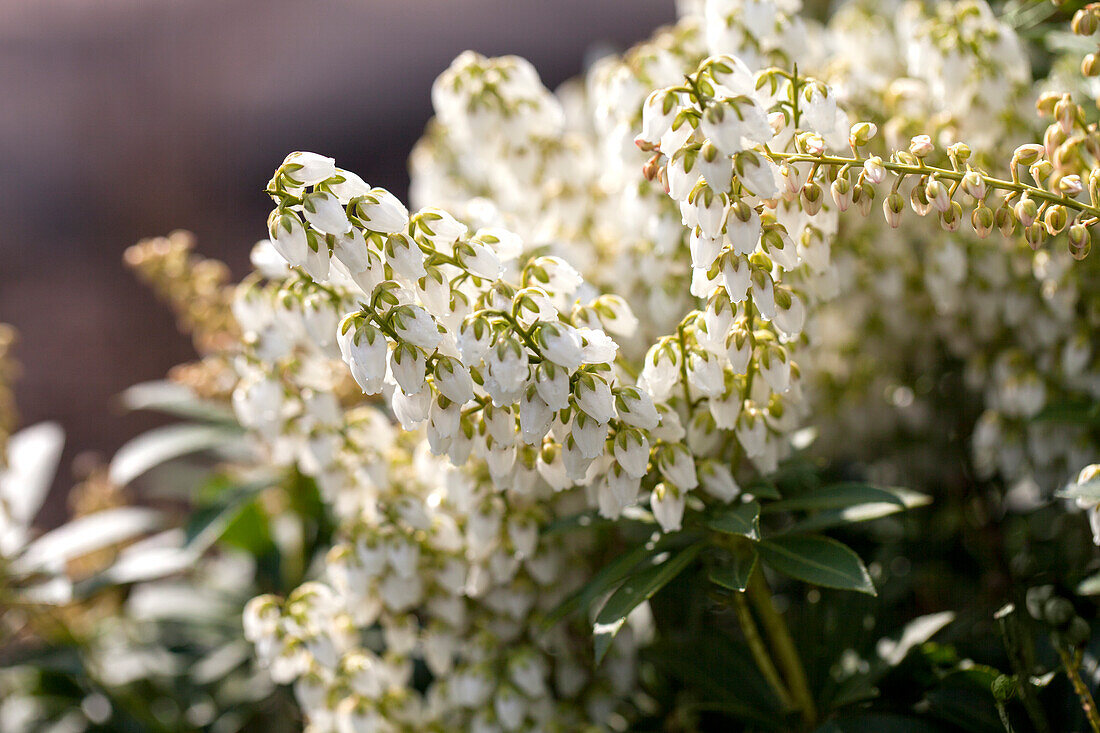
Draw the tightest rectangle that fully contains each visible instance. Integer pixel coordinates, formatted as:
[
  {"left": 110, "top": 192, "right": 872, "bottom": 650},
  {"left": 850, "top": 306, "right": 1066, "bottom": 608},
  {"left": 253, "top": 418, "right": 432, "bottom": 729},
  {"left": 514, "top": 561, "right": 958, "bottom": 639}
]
[
  {"left": 1036, "top": 91, "right": 1060, "bottom": 117},
  {"left": 1044, "top": 204, "right": 1068, "bottom": 235},
  {"left": 768, "top": 111, "right": 786, "bottom": 136},
  {"left": 863, "top": 156, "right": 887, "bottom": 184},
  {"left": 831, "top": 175, "right": 853, "bottom": 211},
  {"left": 1055, "top": 94, "right": 1076, "bottom": 135},
  {"left": 909, "top": 135, "right": 934, "bottom": 159},
  {"left": 940, "top": 201, "right": 962, "bottom": 232},
  {"left": 1014, "top": 196, "right": 1038, "bottom": 228},
  {"left": 1083, "top": 53, "right": 1100, "bottom": 77},
  {"left": 925, "top": 179, "right": 950, "bottom": 213},
  {"left": 1013, "top": 144, "right": 1044, "bottom": 166},
  {"left": 642, "top": 154, "right": 662, "bottom": 182},
  {"left": 1059, "top": 174, "right": 1084, "bottom": 196},
  {"left": 971, "top": 204, "right": 994, "bottom": 238},
  {"left": 800, "top": 132, "right": 825, "bottom": 156},
  {"left": 1069, "top": 222, "right": 1091, "bottom": 260},
  {"left": 962, "top": 171, "right": 986, "bottom": 200},
  {"left": 848, "top": 121, "right": 877, "bottom": 148},
  {"left": 996, "top": 204, "right": 1016, "bottom": 237},
  {"left": 1024, "top": 221, "right": 1045, "bottom": 250},
  {"left": 858, "top": 182, "right": 875, "bottom": 216},
  {"left": 883, "top": 192, "right": 903, "bottom": 228},
  {"left": 800, "top": 182, "right": 823, "bottom": 215},
  {"left": 910, "top": 182, "right": 932, "bottom": 216}
]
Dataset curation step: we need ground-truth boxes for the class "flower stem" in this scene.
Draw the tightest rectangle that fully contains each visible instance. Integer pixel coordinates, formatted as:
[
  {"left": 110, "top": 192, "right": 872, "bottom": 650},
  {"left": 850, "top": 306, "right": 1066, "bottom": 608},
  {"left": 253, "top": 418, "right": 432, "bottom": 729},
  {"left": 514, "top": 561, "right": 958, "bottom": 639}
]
[
  {"left": 747, "top": 568, "right": 817, "bottom": 728},
  {"left": 1058, "top": 646, "right": 1100, "bottom": 733},
  {"left": 730, "top": 589, "right": 795, "bottom": 711}
]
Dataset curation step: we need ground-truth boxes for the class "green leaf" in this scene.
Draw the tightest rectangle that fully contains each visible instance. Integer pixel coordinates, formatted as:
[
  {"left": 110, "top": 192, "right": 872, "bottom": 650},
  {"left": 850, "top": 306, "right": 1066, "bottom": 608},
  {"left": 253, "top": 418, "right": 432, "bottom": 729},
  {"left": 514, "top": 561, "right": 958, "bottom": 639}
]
[
  {"left": 783, "top": 488, "right": 931, "bottom": 534},
  {"left": 109, "top": 424, "right": 245, "bottom": 486},
  {"left": 758, "top": 535, "right": 876, "bottom": 595},
  {"left": 1032, "top": 399, "right": 1100, "bottom": 426},
  {"left": 541, "top": 505, "right": 653, "bottom": 536},
  {"left": 593, "top": 543, "right": 702, "bottom": 663},
  {"left": 540, "top": 538, "right": 663, "bottom": 631},
  {"left": 185, "top": 480, "right": 273, "bottom": 556},
  {"left": 764, "top": 483, "right": 906, "bottom": 513},
  {"left": 705, "top": 500, "right": 761, "bottom": 539},
  {"left": 117, "top": 380, "right": 237, "bottom": 424},
  {"left": 708, "top": 548, "right": 758, "bottom": 592}
]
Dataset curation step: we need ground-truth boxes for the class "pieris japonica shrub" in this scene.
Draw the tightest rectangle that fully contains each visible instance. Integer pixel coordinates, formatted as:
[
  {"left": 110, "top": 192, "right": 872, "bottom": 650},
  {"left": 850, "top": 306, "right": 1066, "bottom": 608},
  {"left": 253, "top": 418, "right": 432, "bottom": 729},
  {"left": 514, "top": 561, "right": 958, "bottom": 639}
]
[{"left": 16, "top": 0, "right": 1100, "bottom": 731}]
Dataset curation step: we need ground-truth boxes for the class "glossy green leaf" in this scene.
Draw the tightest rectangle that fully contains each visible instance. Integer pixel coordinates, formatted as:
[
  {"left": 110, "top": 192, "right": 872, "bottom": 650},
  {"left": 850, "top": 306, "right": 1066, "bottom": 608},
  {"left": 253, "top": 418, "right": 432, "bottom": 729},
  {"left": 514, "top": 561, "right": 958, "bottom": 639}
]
[
  {"left": 593, "top": 543, "right": 702, "bottom": 662},
  {"left": 705, "top": 500, "right": 761, "bottom": 539},
  {"left": 708, "top": 548, "right": 758, "bottom": 592},
  {"left": 764, "top": 483, "right": 905, "bottom": 513},
  {"left": 758, "top": 535, "right": 875, "bottom": 595},
  {"left": 783, "top": 488, "right": 930, "bottom": 534}
]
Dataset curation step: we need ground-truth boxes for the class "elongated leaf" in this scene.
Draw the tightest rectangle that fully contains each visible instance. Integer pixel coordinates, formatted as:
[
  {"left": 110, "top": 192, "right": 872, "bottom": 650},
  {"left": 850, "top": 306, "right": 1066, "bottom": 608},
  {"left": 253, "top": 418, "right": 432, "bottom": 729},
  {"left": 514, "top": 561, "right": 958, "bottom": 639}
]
[
  {"left": 764, "top": 483, "right": 905, "bottom": 513},
  {"left": 541, "top": 538, "right": 663, "bottom": 631},
  {"left": 705, "top": 500, "right": 760, "bottom": 539},
  {"left": 1032, "top": 399, "right": 1100, "bottom": 426},
  {"left": 541, "top": 505, "right": 654, "bottom": 536},
  {"left": 118, "top": 380, "right": 237, "bottom": 424},
  {"left": 708, "top": 548, "right": 758, "bottom": 592},
  {"left": 1, "top": 422, "right": 65, "bottom": 526},
  {"left": 109, "top": 424, "right": 243, "bottom": 486},
  {"left": 758, "top": 535, "right": 875, "bottom": 595},
  {"left": 784, "top": 489, "right": 930, "bottom": 534},
  {"left": 13, "top": 507, "right": 162, "bottom": 574},
  {"left": 593, "top": 543, "right": 702, "bottom": 662}
]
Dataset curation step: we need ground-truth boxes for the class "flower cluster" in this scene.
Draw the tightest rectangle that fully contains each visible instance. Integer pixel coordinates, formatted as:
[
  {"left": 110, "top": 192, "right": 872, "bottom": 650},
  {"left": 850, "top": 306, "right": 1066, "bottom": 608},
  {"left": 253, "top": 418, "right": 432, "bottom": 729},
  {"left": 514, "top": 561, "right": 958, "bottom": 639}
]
[{"left": 218, "top": 1, "right": 1100, "bottom": 730}]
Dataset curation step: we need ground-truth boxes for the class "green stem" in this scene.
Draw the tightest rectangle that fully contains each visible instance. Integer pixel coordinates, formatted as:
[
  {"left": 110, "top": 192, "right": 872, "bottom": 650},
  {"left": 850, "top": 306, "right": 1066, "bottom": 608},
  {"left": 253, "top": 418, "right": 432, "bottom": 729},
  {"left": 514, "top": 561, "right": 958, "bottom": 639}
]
[
  {"left": 767, "top": 152, "right": 1100, "bottom": 221},
  {"left": 747, "top": 568, "right": 817, "bottom": 728},
  {"left": 730, "top": 590, "right": 795, "bottom": 711},
  {"left": 1058, "top": 646, "right": 1100, "bottom": 733}
]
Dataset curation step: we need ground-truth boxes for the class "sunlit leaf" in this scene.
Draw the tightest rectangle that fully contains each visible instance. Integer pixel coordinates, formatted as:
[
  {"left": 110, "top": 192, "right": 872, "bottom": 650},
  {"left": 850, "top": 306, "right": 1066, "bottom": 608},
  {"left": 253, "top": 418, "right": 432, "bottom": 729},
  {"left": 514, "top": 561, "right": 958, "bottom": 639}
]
[{"left": 758, "top": 535, "right": 875, "bottom": 595}]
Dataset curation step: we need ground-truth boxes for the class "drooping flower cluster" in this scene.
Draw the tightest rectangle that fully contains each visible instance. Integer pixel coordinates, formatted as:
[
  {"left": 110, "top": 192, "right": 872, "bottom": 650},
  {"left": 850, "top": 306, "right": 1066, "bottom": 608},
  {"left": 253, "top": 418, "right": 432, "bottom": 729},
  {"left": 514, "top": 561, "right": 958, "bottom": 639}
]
[{"left": 223, "top": 1, "right": 1100, "bottom": 730}]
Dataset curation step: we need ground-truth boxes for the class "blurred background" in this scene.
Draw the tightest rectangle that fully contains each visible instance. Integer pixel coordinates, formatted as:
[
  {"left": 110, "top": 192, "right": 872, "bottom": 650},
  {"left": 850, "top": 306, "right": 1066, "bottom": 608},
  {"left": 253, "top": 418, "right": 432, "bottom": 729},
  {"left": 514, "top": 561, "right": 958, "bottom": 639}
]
[{"left": 1, "top": 0, "right": 677, "bottom": 524}]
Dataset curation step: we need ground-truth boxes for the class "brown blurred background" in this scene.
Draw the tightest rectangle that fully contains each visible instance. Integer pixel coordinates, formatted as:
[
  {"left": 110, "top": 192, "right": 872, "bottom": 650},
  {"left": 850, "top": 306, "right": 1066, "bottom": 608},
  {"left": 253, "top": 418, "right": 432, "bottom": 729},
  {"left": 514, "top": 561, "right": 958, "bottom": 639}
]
[{"left": 1, "top": 0, "right": 676, "bottom": 524}]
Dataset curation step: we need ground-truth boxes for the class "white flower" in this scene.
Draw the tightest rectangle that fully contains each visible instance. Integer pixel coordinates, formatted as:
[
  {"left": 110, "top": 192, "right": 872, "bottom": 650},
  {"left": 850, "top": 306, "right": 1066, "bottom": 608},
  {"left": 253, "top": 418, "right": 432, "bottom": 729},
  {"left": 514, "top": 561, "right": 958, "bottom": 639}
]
[
  {"left": 591, "top": 295, "right": 638, "bottom": 338},
  {"left": 433, "top": 356, "right": 474, "bottom": 404},
  {"left": 725, "top": 204, "right": 760, "bottom": 256},
  {"left": 613, "top": 429, "right": 650, "bottom": 478},
  {"left": 385, "top": 233, "right": 427, "bottom": 281},
  {"left": 615, "top": 387, "right": 659, "bottom": 430},
  {"left": 339, "top": 318, "right": 388, "bottom": 395},
  {"left": 759, "top": 346, "right": 790, "bottom": 393},
  {"left": 268, "top": 210, "right": 309, "bottom": 268},
  {"left": 458, "top": 317, "right": 493, "bottom": 365},
  {"left": 302, "top": 191, "right": 351, "bottom": 236},
  {"left": 773, "top": 293, "right": 805, "bottom": 336},
  {"left": 700, "top": 462, "right": 740, "bottom": 503},
  {"left": 457, "top": 239, "right": 503, "bottom": 280},
  {"left": 639, "top": 88, "right": 680, "bottom": 147},
  {"left": 391, "top": 385, "right": 432, "bottom": 430},
  {"left": 690, "top": 228, "right": 725, "bottom": 270},
  {"left": 570, "top": 411, "right": 609, "bottom": 460},
  {"left": 281, "top": 151, "right": 337, "bottom": 186},
  {"left": 539, "top": 323, "right": 585, "bottom": 370},
  {"left": 736, "top": 412, "right": 768, "bottom": 457},
  {"left": 535, "top": 362, "right": 571, "bottom": 411},
  {"left": 519, "top": 385, "right": 554, "bottom": 445},
  {"left": 413, "top": 207, "right": 467, "bottom": 250},
  {"left": 574, "top": 374, "right": 615, "bottom": 423},
  {"left": 357, "top": 188, "right": 410, "bottom": 234},
  {"left": 486, "top": 338, "right": 529, "bottom": 404},
  {"left": 389, "top": 343, "right": 426, "bottom": 394},
  {"left": 391, "top": 305, "right": 441, "bottom": 350},
  {"left": 638, "top": 342, "right": 680, "bottom": 402},
  {"left": 328, "top": 168, "right": 371, "bottom": 202},
  {"left": 651, "top": 483, "right": 685, "bottom": 533},
  {"left": 721, "top": 255, "right": 752, "bottom": 303},
  {"left": 688, "top": 352, "right": 725, "bottom": 397},
  {"left": 657, "top": 444, "right": 698, "bottom": 490},
  {"left": 699, "top": 97, "right": 770, "bottom": 154}
]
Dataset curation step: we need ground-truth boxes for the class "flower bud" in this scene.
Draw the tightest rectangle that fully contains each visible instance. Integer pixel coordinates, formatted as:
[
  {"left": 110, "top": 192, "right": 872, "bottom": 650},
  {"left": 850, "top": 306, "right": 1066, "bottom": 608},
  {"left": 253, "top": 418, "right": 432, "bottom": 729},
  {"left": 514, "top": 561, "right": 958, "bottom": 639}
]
[
  {"left": 962, "top": 170, "right": 986, "bottom": 200},
  {"left": 925, "top": 178, "right": 950, "bottom": 213},
  {"left": 1069, "top": 222, "right": 1092, "bottom": 260},
  {"left": 971, "top": 203, "right": 994, "bottom": 238},
  {"left": 1024, "top": 221, "right": 1045, "bottom": 250},
  {"left": 848, "top": 121, "right": 878, "bottom": 148},
  {"left": 909, "top": 134, "right": 934, "bottom": 159},
  {"left": 1013, "top": 144, "right": 1044, "bottom": 166},
  {"left": 1059, "top": 174, "right": 1084, "bottom": 196},
  {"left": 1083, "top": 53, "right": 1100, "bottom": 77},
  {"left": 1044, "top": 204, "right": 1068, "bottom": 235},
  {"left": 858, "top": 182, "right": 875, "bottom": 216},
  {"left": 940, "top": 201, "right": 962, "bottom": 232},
  {"left": 831, "top": 174, "right": 853, "bottom": 211},
  {"left": 948, "top": 142, "right": 971, "bottom": 163},
  {"left": 1073, "top": 7, "right": 1098, "bottom": 36},
  {"left": 910, "top": 181, "right": 932, "bottom": 216},
  {"left": 883, "top": 192, "right": 904, "bottom": 228},
  {"left": 1036, "top": 91, "right": 1060, "bottom": 117},
  {"left": 1013, "top": 196, "right": 1038, "bottom": 227},
  {"left": 800, "top": 181, "right": 823, "bottom": 215},
  {"left": 1054, "top": 94, "right": 1077, "bottom": 135},
  {"left": 996, "top": 203, "right": 1017, "bottom": 237},
  {"left": 862, "top": 156, "right": 886, "bottom": 184}
]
